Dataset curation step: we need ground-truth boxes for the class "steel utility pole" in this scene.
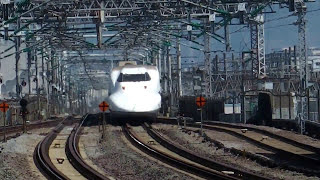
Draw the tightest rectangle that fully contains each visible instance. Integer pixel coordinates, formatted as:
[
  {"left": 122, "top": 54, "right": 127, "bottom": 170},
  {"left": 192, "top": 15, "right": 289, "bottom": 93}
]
[
  {"left": 203, "top": 19, "right": 212, "bottom": 97},
  {"left": 46, "top": 50, "right": 51, "bottom": 117},
  {"left": 15, "top": 18, "right": 21, "bottom": 98},
  {"left": 57, "top": 58, "right": 61, "bottom": 114},
  {"left": 176, "top": 36, "right": 182, "bottom": 98},
  {"left": 250, "top": 12, "right": 266, "bottom": 80},
  {"left": 41, "top": 50, "right": 45, "bottom": 91},
  {"left": 27, "top": 44, "right": 32, "bottom": 95},
  {"left": 157, "top": 49, "right": 161, "bottom": 73},
  {"left": 97, "top": 1, "right": 104, "bottom": 49},
  {"left": 68, "top": 77, "right": 73, "bottom": 114},
  {"left": 60, "top": 62, "right": 64, "bottom": 114},
  {"left": 296, "top": 1, "right": 308, "bottom": 134},
  {"left": 168, "top": 50, "right": 173, "bottom": 116},
  {"left": 35, "top": 48, "right": 40, "bottom": 120},
  {"left": 241, "top": 52, "right": 248, "bottom": 124},
  {"left": 164, "top": 46, "right": 168, "bottom": 94},
  {"left": 3, "top": 110, "right": 6, "bottom": 142},
  {"left": 51, "top": 49, "right": 56, "bottom": 114}
]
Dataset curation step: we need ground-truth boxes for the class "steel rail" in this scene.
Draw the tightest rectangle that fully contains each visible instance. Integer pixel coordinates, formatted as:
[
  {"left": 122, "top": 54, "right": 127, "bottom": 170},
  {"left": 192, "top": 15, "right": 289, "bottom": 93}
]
[
  {"left": 155, "top": 117, "right": 320, "bottom": 176},
  {"left": 155, "top": 117, "right": 320, "bottom": 160},
  {"left": 187, "top": 123, "right": 320, "bottom": 177},
  {"left": 34, "top": 115, "right": 108, "bottom": 179},
  {"left": 65, "top": 114, "right": 109, "bottom": 180},
  {"left": 33, "top": 118, "right": 69, "bottom": 180},
  {"left": 0, "top": 119, "right": 64, "bottom": 137},
  {"left": 122, "top": 124, "right": 237, "bottom": 180},
  {"left": 198, "top": 123, "right": 320, "bottom": 164},
  {"left": 143, "top": 122, "right": 271, "bottom": 180},
  {"left": 203, "top": 121, "right": 320, "bottom": 155}
]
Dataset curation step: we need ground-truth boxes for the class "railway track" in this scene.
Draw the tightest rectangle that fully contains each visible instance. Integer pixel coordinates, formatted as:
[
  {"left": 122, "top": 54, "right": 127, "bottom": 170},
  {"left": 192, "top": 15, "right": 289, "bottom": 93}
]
[
  {"left": 0, "top": 118, "right": 64, "bottom": 140},
  {"left": 66, "top": 115, "right": 107, "bottom": 180},
  {"left": 203, "top": 121, "right": 320, "bottom": 156},
  {"left": 32, "top": 114, "right": 319, "bottom": 179},
  {"left": 155, "top": 117, "right": 320, "bottom": 176},
  {"left": 33, "top": 118, "right": 69, "bottom": 179},
  {"left": 143, "top": 123, "right": 271, "bottom": 180},
  {"left": 156, "top": 117, "right": 320, "bottom": 155},
  {"left": 33, "top": 114, "right": 108, "bottom": 180},
  {"left": 156, "top": 118, "right": 320, "bottom": 161},
  {"left": 183, "top": 122, "right": 320, "bottom": 176},
  {"left": 123, "top": 123, "right": 270, "bottom": 180}
]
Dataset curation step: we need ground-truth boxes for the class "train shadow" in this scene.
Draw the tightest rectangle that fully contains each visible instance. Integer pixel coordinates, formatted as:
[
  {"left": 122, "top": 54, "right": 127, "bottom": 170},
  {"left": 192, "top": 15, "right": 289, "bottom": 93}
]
[
  {"left": 81, "top": 113, "right": 155, "bottom": 127},
  {"left": 108, "top": 117, "right": 154, "bottom": 126}
]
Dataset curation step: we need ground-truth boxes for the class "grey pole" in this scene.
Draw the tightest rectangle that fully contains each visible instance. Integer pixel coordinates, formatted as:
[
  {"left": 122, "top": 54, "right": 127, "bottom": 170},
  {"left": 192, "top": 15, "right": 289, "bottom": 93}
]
[
  {"left": 102, "top": 111, "right": 106, "bottom": 139},
  {"left": 41, "top": 50, "right": 45, "bottom": 92},
  {"left": 168, "top": 53, "right": 173, "bottom": 116},
  {"left": 158, "top": 49, "right": 162, "bottom": 77},
  {"left": 176, "top": 37, "right": 182, "bottom": 97},
  {"left": 15, "top": 18, "right": 21, "bottom": 98},
  {"left": 3, "top": 111, "right": 6, "bottom": 142},
  {"left": 200, "top": 108, "right": 203, "bottom": 136},
  {"left": 46, "top": 55, "right": 51, "bottom": 118},
  {"left": 35, "top": 49, "right": 40, "bottom": 120},
  {"left": 27, "top": 47, "right": 31, "bottom": 95},
  {"left": 164, "top": 46, "right": 168, "bottom": 93}
]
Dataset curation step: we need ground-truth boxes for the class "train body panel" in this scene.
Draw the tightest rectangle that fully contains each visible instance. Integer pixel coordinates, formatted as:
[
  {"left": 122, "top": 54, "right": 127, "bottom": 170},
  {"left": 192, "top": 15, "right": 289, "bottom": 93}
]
[{"left": 108, "top": 64, "right": 161, "bottom": 118}]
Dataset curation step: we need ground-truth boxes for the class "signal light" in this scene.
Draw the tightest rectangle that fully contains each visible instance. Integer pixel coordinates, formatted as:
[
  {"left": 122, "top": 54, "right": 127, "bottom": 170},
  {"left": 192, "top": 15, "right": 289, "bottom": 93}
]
[{"left": 21, "top": 80, "right": 27, "bottom": 87}]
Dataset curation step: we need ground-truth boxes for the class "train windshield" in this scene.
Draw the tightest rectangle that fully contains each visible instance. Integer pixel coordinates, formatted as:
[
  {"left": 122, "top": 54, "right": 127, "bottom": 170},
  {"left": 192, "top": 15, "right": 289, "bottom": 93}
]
[{"left": 117, "top": 72, "right": 151, "bottom": 82}]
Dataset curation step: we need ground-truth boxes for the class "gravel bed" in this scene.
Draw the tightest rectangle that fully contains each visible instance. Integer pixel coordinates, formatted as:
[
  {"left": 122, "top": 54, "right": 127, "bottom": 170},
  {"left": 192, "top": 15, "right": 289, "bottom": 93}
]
[
  {"left": 152, "top": 124, "right": 319, "bottom": 180},
  {"left": 190, "top": 127, "right": 299, "bottom": 164},
  {"left": 0, "top": 127, "right": 52, "bottom": 180},
  {"left": 82, "top": 125, "right": 197, "bottom": 180}
]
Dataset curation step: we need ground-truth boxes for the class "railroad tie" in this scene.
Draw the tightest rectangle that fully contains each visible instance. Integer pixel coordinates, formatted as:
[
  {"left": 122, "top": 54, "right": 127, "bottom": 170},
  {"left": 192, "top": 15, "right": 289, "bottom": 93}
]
[
  {"left": 54, "top": 143, "right": 61, "bottom": 148},
  {"left": 241, "top": 129, "right": 248, "bottom": 133},
  {"left": 56, "top": 158, "right": 65, "bottom": 164},
  {"left": 148, "top": 140, "right": 156, "bottom": 145},
  {"left": 261, "top": 136, "right": 269, "bottom": 141},
  {"left": 221, "top": 171, "right": 235, "bottom": 175}
]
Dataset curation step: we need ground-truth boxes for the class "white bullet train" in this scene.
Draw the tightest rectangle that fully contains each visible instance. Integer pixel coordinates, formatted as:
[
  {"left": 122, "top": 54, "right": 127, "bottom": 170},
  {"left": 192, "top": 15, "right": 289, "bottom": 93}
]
[{"left": 108, "top": 63, "right": 161, "bottom": 119}]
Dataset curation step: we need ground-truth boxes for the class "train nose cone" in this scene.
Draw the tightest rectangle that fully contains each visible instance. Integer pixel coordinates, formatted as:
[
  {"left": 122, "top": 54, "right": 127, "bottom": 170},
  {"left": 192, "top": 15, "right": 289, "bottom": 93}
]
[{"left": 109, "top": 92, "right": 161, "bottom": 112}]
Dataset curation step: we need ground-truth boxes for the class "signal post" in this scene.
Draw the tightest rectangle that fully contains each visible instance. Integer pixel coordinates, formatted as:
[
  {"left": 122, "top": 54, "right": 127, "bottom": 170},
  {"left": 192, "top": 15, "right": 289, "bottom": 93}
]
[
  {"left": 0, "top": 102, "right": 9, "bottom": 142},
  {"left": 20, "top": 99, "right": 28, "bottom": 133},
  {"left": 196, "top": 96, "right": 206, "bottom": 136},
  {"left": 99, "top": 101, "right": 109, "bottom": 139}
]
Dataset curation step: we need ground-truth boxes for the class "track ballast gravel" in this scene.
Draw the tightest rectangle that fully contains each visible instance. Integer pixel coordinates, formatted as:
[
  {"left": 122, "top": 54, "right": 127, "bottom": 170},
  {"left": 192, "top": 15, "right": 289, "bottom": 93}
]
[
  {"left": 0, "top": 128, "right": 51, "bottom": 180},
  {"left": 152, "top": 124, "right": 319, "bottom": 180},
  {"left": 82, "top": 125, "right": 197, "bottom": 180}
]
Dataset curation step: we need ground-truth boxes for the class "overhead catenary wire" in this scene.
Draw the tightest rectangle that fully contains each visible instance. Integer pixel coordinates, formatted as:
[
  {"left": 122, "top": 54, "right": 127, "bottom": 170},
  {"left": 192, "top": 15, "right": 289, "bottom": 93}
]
[{"left": 228, "top": 6, "right": 320, "bottom": 35}]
